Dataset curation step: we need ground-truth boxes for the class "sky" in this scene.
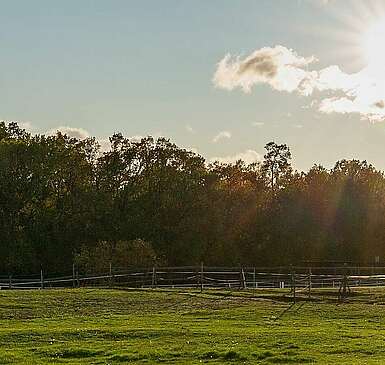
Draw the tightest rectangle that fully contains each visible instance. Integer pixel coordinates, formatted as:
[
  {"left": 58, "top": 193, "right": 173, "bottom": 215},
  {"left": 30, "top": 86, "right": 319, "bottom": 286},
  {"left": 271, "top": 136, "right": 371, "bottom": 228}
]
[{"left": 3, "top": 0, "right": 385, "bottom": 171}]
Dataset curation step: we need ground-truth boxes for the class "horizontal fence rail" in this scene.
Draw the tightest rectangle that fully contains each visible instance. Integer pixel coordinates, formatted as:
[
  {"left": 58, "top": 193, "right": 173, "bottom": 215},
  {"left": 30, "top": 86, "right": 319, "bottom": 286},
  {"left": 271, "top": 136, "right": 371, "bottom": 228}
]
[{"left": 2, "top": 266, "right": 385, "bottom": 298}]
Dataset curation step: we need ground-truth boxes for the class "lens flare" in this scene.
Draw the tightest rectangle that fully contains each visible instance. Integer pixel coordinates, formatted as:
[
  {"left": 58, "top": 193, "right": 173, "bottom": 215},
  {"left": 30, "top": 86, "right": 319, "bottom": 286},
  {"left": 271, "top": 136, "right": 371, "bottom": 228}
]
[{"left": 363, "top": 18, "right": 385, "bottom": 71}]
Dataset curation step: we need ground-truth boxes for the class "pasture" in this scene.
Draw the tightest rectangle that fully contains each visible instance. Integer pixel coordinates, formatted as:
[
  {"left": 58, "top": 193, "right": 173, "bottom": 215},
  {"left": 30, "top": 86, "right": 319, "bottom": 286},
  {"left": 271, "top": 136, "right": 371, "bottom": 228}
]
[{"left": 1, "top": 288, "right": 385, "bottom": 364}]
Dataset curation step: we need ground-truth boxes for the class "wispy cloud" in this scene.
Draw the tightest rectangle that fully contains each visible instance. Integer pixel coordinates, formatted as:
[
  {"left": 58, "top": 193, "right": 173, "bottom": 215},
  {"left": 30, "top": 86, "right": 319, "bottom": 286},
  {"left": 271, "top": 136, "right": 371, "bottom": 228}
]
[
  {"left": 185, "top": 124, "right": 195, "bottom": 134},
  {"left": 212, "top": 130, "right": 232, "bottom": 143},
  {"left": 1, "top": 120, "right": 34, "bottom": 132},
  {"left": 293, "top": 124, "right": 303, "bottom": 129},
  {"left": 19, "top": 121, "right": 34, "bottom": 132},
  {"left": 46, "top": 126, "right": 90, "bottom": 140},
  {"left": 299, "top": 0, "right": 334, "bottom": 6},
  {"left": 182, "top": 145, "right": 198, "bottom": 154},
  {"left": 210, "top": 149, "right": 262, "bottom": 165},
  {"left": 251, "top": 121, "right": 265, "bottom": 127},
  {"left": 45, "top": 125, "right": 114, "bottom": 152}
]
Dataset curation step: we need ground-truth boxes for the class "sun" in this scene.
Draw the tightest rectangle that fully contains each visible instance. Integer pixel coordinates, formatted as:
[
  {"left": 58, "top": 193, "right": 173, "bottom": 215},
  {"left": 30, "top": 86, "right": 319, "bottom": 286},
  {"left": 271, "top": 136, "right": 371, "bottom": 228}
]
[{"left": 363, "top": 18, "right": 385, "bottom": 70}]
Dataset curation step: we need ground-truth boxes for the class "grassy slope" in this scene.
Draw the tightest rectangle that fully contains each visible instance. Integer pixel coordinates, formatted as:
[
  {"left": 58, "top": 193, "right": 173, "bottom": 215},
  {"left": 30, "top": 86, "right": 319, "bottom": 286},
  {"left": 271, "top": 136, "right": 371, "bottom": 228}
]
[{"left": 1, "top": 288, "right": 385, "bottom": 364}]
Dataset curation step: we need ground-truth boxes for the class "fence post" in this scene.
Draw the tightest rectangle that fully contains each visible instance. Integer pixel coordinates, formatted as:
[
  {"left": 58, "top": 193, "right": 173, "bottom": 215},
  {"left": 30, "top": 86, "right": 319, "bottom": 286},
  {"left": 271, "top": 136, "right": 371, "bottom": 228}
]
[
  {"left": 240, "top": 267, "right": 246, "bottom": 289},
  {"left": 253, "top": 267, "right": 257, "bottom": 289},
  {"left": 8, "top": 274, "right": 12, "bottom": 289},
  {"left": 76, "top": 268, "right": 80, "bottom": 288},
  {"left": 72, "top": 263, "right": 76, "bottom": 288},
  {"left": 291, "top": 266, "right": 296, "bottom": 303},
  {"left": 152, "top": 266, "right": 156, "bottom": 288},
  {"left": 196, "top": 266, "right": 199, "bottom": 289},
  {"left": 200, "top": 262, "right": 204, "bottom": 292},
  {"left": 339, "top": 263, "right": 350, "bottom": 301},
  {"left": 40, "top": 268, "right": 44, "bottom": 290},
  {"left": 308, "top": 267, "right": 312, "bottom": 298},
  {"left": 109, "top": 261, "right": 113, "bottom": 287}
]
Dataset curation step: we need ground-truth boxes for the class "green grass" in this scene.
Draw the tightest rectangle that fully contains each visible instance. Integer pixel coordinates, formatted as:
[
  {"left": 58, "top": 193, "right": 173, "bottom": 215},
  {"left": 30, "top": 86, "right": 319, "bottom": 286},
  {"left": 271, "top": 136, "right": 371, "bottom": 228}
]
[{"left": 1, "top": 287, "right": 385, "bottom": 364}]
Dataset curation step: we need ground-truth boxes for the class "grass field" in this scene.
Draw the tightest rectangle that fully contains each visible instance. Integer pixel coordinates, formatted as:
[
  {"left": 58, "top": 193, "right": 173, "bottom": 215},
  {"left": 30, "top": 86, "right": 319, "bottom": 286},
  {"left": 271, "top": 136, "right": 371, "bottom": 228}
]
[{"left": 1, "top": 287, "right": 385, "bottom": 364}]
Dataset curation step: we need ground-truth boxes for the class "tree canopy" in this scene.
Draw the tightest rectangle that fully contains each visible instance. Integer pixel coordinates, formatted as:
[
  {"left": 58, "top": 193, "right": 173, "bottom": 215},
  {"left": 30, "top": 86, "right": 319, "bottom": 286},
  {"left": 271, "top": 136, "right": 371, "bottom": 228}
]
[{"left": 1, "top": 121, "right": 384, "bottom": 273}]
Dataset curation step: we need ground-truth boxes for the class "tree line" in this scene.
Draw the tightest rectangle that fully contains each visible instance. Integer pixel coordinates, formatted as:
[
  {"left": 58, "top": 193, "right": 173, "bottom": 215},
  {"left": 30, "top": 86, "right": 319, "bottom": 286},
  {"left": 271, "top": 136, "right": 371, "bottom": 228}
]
[{"left": 1, "top": 121, "right": 384, "bottom": 274}]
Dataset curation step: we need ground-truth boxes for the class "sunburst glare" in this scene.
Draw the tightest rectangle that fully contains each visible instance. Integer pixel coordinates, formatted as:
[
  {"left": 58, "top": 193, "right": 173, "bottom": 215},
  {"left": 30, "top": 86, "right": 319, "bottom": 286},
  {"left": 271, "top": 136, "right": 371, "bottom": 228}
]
[{"left": 362, "top": 17, "right": 385, "bottom": 71}]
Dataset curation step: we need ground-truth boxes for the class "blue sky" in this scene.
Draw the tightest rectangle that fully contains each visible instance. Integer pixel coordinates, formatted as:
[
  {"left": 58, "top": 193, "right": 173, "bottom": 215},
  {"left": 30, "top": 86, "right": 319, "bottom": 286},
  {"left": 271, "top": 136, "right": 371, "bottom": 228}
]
[{"left": 2, "top": 0, "right": 385, "bottom": 171}]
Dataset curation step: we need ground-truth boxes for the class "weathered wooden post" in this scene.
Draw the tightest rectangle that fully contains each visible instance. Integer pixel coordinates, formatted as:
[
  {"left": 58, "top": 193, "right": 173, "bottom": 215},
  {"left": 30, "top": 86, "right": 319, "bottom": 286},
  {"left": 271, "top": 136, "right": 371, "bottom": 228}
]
[
  {"left": 151, "top": 266, "right": 157, "bottom": 288},
  {"left": 291, "top": 266, "right": 296, "bottom": 303},
  {"left": 240, "top": 267, "right": 246, "bottom": 289},
  {"left": 40, "top": 268, "right": 44, "bottom": 290},
  {"left": 200, "top": 262, "right": 204, "bottom": 292},
  {"left": 196, "top": 265, "right": 199, "bottom": 289},
  {"left": 308, "top": 267, "right": 312, "bottom": 299},
  {"left": 253, "top": 267, "right": 257, "bottom": 289},
  {"left": 339, "top": 263, "right": 350, "bottom": 301},
  {"left": 8, "top": 274, "right": 12, "bottom": 289},
  {"left": 109, "top": 261, "right": 113, "bottom": 287},
  {"left": 72, "top": 263, "right": 76, "bottom": 288}
]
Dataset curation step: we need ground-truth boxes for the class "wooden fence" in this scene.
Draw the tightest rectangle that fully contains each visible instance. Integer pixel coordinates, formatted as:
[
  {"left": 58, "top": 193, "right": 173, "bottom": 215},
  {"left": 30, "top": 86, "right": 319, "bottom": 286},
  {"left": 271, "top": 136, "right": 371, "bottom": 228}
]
[{"left": 1, "top": 265, "right": 385, "bottom": 294}]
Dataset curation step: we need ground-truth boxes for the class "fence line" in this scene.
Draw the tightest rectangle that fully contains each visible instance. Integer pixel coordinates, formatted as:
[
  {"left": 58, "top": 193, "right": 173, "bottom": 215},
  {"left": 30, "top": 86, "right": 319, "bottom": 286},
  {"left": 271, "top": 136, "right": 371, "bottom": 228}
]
[{"left": 2, "top": 265, "right": 385, "bottom": 296}]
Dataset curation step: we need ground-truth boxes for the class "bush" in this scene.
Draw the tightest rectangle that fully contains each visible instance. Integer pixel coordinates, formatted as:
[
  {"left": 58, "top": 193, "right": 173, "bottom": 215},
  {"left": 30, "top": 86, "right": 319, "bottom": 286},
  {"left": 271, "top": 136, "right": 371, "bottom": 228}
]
[{"left": 74, "top": 239, "right": 162, "bottom": 273}]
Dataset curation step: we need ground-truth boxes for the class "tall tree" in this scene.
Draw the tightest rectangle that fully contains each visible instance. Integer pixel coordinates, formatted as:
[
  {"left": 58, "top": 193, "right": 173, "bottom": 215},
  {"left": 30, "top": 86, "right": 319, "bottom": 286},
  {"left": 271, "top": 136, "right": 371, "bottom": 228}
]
[{"left": 262, "top": 142, "right": 292, "bottom": 195}]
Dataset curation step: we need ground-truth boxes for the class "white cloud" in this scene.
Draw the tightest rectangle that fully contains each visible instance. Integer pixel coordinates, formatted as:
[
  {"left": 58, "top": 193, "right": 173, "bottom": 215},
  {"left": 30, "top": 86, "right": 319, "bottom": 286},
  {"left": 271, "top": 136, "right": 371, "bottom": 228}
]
[
  {"left": 43, "top": 126, "right": 113, "bottom": 153},
  {"left": 97, "top": 135, "right": 147, "bottom": 153},
  {"left": 210, "top": 149, "right": 262, "bottom": 165},
  {"left": 185, "top": 124, "right": 195, "bottom": 134},
  {"left": 1, "top": 120, "right": 34, "bottom": 132},
  {"left": 213, "top": 45, "right": 317, "bottom": 95},
  {"left": 129, "top": 135, "right": 144, "bottom": 142},
  {"left": 188, "top": 147, "right": 198, "bottom": 154},
  {"left": 18, "top": 121, "right": 34, "bottom": 131},
  {"left": 44, "top": 126, "right": 156, "bottom": 150},
  {"left": 182, "top": 145, "right": 198, "bottom": 154},
  {"left": 46, "top": 126, "right": 90, "bottom": 140},
  {"left": 212, "top": 130, "right": 232, "bottom": 143},
  {"left": 252, "top": 121, "right": 265, "bottom": 127},
  {"left": 319, "top": 97, "right": 356, "bottom": 115},
  {"left": 214, "top": 45, "right": 385, "bottom": 122}
]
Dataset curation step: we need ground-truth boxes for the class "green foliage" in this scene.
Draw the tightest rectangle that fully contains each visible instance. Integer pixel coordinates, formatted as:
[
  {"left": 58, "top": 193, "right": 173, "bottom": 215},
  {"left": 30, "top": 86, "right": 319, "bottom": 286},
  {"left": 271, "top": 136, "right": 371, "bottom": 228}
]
[
  {"left": 1, "top": 122, "right": 385, "bottom": 273},
  {"left": 75, "top": 239, "right": 160, "bottom": 273},
  {"left": 262, "top": 141, "right": 292, "bottom": 194}
]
